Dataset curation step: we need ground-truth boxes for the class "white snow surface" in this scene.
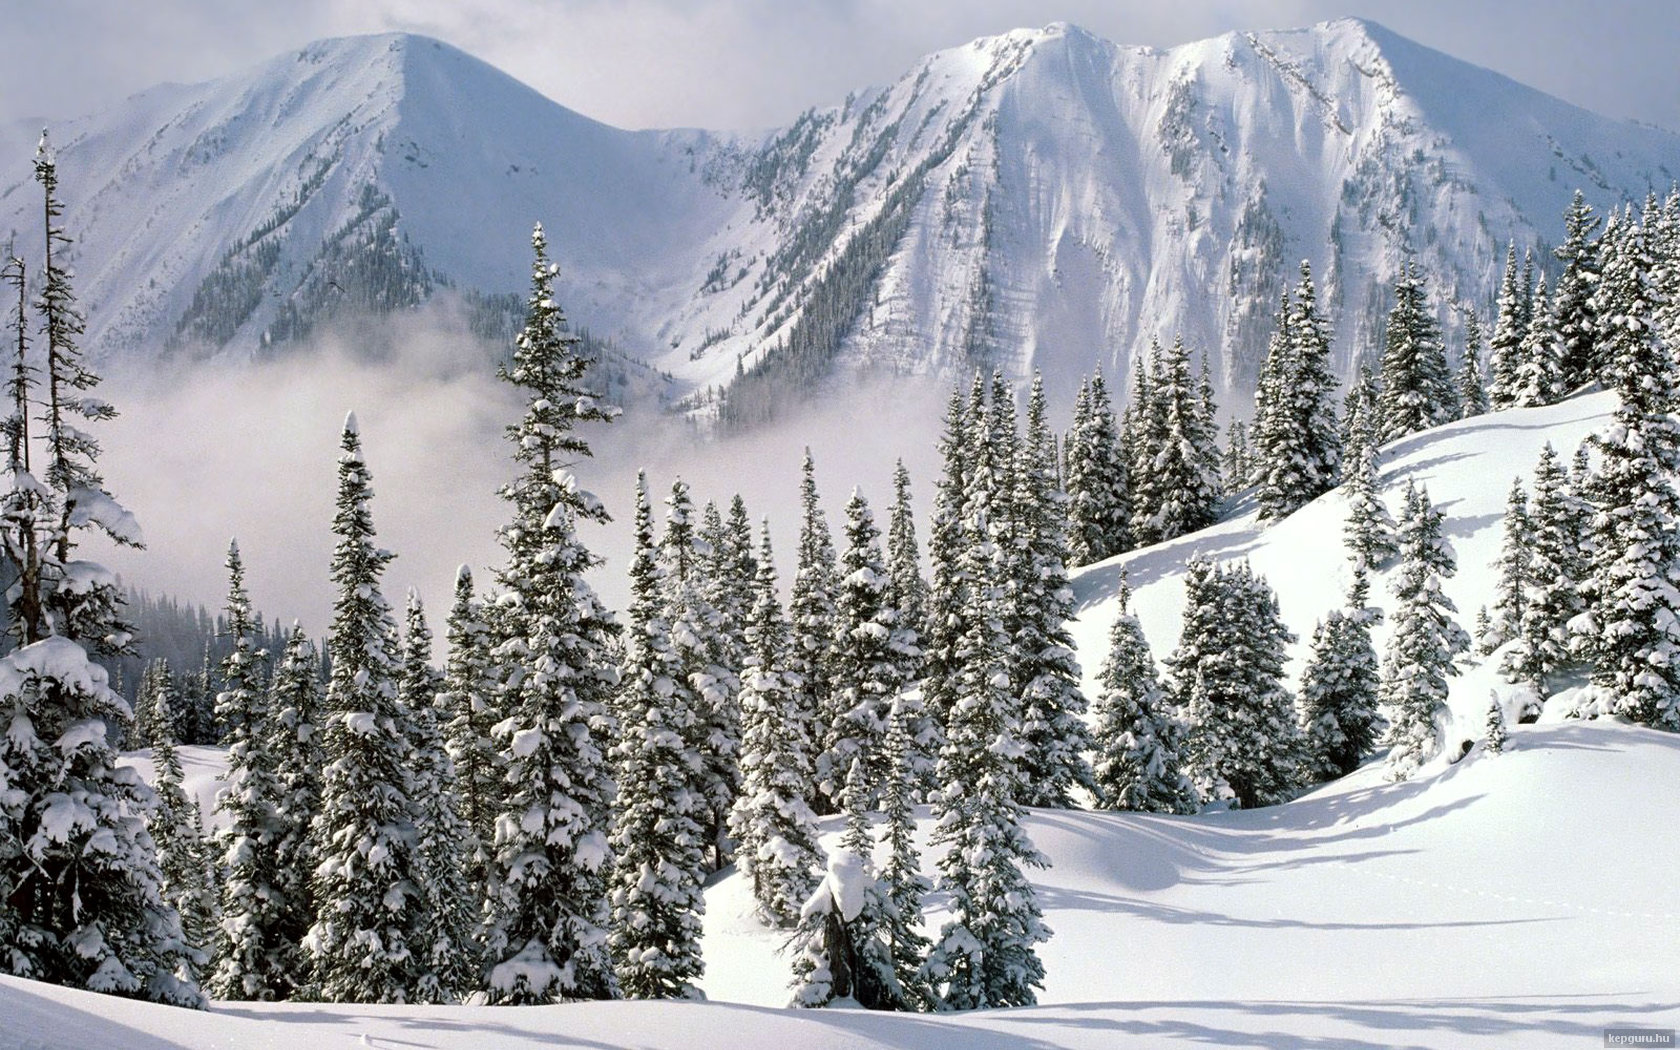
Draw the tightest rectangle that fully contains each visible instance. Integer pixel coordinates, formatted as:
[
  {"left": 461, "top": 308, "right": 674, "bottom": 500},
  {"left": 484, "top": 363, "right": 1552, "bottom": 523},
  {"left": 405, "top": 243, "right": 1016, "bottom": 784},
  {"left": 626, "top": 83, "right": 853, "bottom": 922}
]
[{"left": 25, "top": 388, "right": 1674, "bottom": 1046}]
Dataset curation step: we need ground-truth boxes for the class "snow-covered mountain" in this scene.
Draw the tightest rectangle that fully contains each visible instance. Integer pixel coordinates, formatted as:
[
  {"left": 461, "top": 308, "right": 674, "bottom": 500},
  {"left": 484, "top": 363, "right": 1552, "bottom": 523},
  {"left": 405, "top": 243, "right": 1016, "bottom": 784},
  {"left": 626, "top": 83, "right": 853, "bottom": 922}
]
[{"left": 3, "top": 21, "right": 1676, "bottom": 418}]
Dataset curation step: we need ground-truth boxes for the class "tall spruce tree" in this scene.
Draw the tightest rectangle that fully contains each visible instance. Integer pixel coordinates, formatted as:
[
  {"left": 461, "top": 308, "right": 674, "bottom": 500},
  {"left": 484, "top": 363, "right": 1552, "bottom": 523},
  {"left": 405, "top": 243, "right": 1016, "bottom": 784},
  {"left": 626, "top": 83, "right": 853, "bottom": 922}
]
[
  {"left": 885, "top": 460, "right": 936, "bottom": 786},
  {"left": 304, "top": 416, "right": 424, "bottom": 1003},
  {"left": 1505, "top": 444, "right": 1584, "bottom": 695},
  {"left": 1574, "top": 212, "right": 1680, "bottom": 729},
  {"left": 1138, "top": 337, "right": 1220, "bottom": 542},
  {"left": 1299, "top": 571, "right": 1384, "bottom": 782},
  {"left": 1011, "top": 374, "right": 1091, "bottom": 807},
  {"left": 1258, "top": 264, "right": 1340, "bottom": 519},
  {"left": 1089, "top": 579, "right": 1198, "bottom": 813},
  {"left": 821, "top": 490, "right": 907, "bottom": 808},
  {"left": 1457, "top": 309, "right": 1490, "bottom": 419},
  {"left": 1173, "top": 561, "right": 1301, "bottom": 808},
  {"left": 209, "top": 540, "right": 291, "bottom": 1001},
  {"left": 1377, "top": 263, "right": 1457, "bottom": 441},
  {"left": 438, "top": 567, "right": 497, "bottom": 897},
  {"left": 608, "top": 476, "right": 707, "bottom": 999},
  {"left": 684, "top": 495, "right": 742, "bottom": 870},
  {"left": 1552, "top": 189, "right": 1603, "bottom": 389},
  {"left": 265, "top": 623, "right": 322, "bottom": 996},
  {"left": 923, "top": 382, "right": 975, "bottom": 755},
  {"left": 1381, "top": 482, "right": 1468, "bottom": 781},
  {"left": 1485, "top": 478, "right": 1532, "bottom": 656},
  {"left": 400, "top": 594, "right": 476, "bottom": 1003},
  {"left": 481, "top": 225, "right": 620, "bottom": 1003},
  {"left": 1512, "top": 275, "right": 1566, "bottom": 407},
  {"left": 0, "top": 132, "right": 199, "bottom": 1007},
  {"left": 789, "top": 450, "right": 841, "bottom": 814},
  {"left": 728, "top": 521, "right": 823, "bottom": 928},
  {"left": 1486, "top": 243, "right": 1530, "bottom": 410},
  {"left": 921, "top": 456, "right": 1048, "bottom": 1010},
  {"left": 1063, "top": 369, "right": 1129, "bottom": 563}
]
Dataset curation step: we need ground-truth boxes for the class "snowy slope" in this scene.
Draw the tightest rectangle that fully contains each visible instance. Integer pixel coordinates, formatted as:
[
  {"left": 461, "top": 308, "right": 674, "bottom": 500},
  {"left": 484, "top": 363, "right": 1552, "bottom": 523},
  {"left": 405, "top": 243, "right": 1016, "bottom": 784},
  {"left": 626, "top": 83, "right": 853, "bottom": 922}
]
[
  {"left": 1067, "top": 390, "right": 1615, "bottom": 741},
  {"left": 2, "top": 22, "right": 1676, "bottom": 416},
  {"left": 114, "top": 745, "right": 233, "bottom": 832},
  {"left": 26, "top": 389, "right": 1674, "bottom": 1048},
  {"left": 18, "top": 721, "right": 1679, "bottom": 1047}
]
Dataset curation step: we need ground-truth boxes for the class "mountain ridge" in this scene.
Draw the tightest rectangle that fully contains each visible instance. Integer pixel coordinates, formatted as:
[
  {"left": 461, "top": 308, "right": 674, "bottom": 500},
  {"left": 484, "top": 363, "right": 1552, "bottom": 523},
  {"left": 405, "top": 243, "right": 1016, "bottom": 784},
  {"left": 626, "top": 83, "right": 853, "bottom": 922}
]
[{"left": 1, "top": 21, "right": 1674, "bottom": 420}]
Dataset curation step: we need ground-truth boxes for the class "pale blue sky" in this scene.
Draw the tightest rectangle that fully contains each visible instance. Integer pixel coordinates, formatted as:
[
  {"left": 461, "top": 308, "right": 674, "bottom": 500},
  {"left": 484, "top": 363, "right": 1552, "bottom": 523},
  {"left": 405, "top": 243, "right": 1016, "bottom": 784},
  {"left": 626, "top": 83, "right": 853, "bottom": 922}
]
[{"left": 2, "top": 0, "right": 1676, "bottom": 133}]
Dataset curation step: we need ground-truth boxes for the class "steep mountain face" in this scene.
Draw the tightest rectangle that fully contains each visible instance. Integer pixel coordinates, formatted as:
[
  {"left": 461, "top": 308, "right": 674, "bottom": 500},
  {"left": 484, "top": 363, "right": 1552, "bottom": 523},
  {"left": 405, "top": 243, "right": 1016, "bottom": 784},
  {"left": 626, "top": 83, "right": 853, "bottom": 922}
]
[
  {"left": 0, "top": 34, "right": 731, "bottom": 367},
  {"left": 703, "top": 19, "right": 1679, "bottom": 419},
  {"left": 2, "top": 21, "right": 1676, "bottom": 419}
]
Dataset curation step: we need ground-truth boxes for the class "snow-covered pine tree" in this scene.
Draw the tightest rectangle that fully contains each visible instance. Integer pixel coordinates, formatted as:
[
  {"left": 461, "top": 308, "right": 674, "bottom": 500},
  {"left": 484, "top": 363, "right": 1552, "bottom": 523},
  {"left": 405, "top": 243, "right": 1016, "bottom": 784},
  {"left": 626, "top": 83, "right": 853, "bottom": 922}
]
[
  {"left": 1258, "top": 264, "right": 1341, "bottom": 519},
  {"left": 657, "top": 479, "right": 737, "bottom": 871},
  {"left": 1341, "top": 416, "right": 1397, "bottom": 574},
  {"left": 886, "top": 460, "right": 929, "bottom": 662},
  {"left": 1124, "top": 354, "right": 1160, "bottom": 492},
  {"left": 1173, "top": 561, "right": 1301, "bottom": 808},
  {"left": 264, "top": 623, "right": 322, "bottom": 995},
  {"left": 438, "top": 566, "right": 497, "bottom": 897},
  {"left": 1573, "top": 211, "right": 1680, "bottom": 730},
  {"left": 921, "top": 386, "right": 972, "bottom": 762},
  {"left": 789, "top": 449, "right": 841, "bottom": 815},
  {"left": 1381, "top": 482, "right": 1469, "bottom": 781},
  {"left": 1552, "top": 189, "right": 1603, "bottom": 389},
  {"left": 149, "top": 715, "right": 214, "bottom": 988},
  {"left": 1378, "top": 263, "right": 1458, "bottom": 442},
  {"left": 481, "top": 224, "right": 620, "bottom": 1004},
  {"left": 1299, "top": 572, "right": 1384, "bottom": 782},
  {"left": 1506, "top": 444, "right": 1584, "bottom": 695},
  {"left": 877, "top": 700, "right": 933, "bottom": 1010},
  {"left": 728, "top": 520, "right": 823, "bottom": 928},
  {"left": 1251, "top": 290, "right": 1293, "bottom": 513},
  {"left": 1139, "top": 337, "right": 1221, "bottom": 542},
  {"left": 131, "top": 658, "right": 174, "bottom": 750},
  {"left": 1486, "top": 243, "right": 1530, "bottom": 410},
  {"left": 1484, "top": 696, "right": 1508, "bottom": 754},
  {"left": 1339, "top": 364, "right": 1380, "bottom": 463},
  {"left": 1486, "top": 478, "right": 1532, "bottom": 657},
  {"left": 1089, "top": 578, "right": 1198, "bottom": 813},
  {"left": 1512, "top": 274, "right": 1566, "bottom": 407},
  {"left": 609, "top": 477, "right": 706, "bottom": 1000},
  {"left": 1194, "top": 354, "right": 1225, "bottom": 506},
  {"left": 399, "top": 593, "right": 475, "bottom": 1004},
  {"left": 820, "top": 489, "right": 905, "bottom": 809},
  {"left": 1457, "top": 308, "right": 1490, "bottom": 419},
  {"left": 884, "top": 460, "right": 935, "bottom": 784},
  {"left": 921, "top": 469, "right": 1048, "bottom": 1010},
  {"left": 1010, "top": 374, "right": 1091, "bottom": 807},
  {"left": 304, "top": 416, "right": 423, "bottom": 1003},
  {"left": 209, "top": 540, "right": 292, "bottom": 1001},
  {"left": 1287, "top": 262, "right": 1340, "bottom": 502},
  {"left": 0, "top": 133, "right": 199, "bottom": 1007},
  {"left": 1223, "top": 420, "right": 1252, "bottom": 491},
  {"left": 684, "top": 496, "right": 742, "bottom": 869},
  {"left": 1064, "top": 368, "right": 1130, "bottom": 565},
  {"left": 788, "top": 756, "right": 897, "bottom": 1010},
  {"left": 1654, "top": 188, "right": 1680, "bottom": 353}
]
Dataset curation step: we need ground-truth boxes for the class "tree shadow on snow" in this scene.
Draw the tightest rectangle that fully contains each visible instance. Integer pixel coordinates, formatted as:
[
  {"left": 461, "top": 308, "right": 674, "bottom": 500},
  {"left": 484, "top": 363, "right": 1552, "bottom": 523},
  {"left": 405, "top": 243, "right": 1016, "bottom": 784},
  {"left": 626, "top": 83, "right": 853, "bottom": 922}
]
[{"left": 1010, "top": 994, "right": 1680, "bottom": 1048}]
